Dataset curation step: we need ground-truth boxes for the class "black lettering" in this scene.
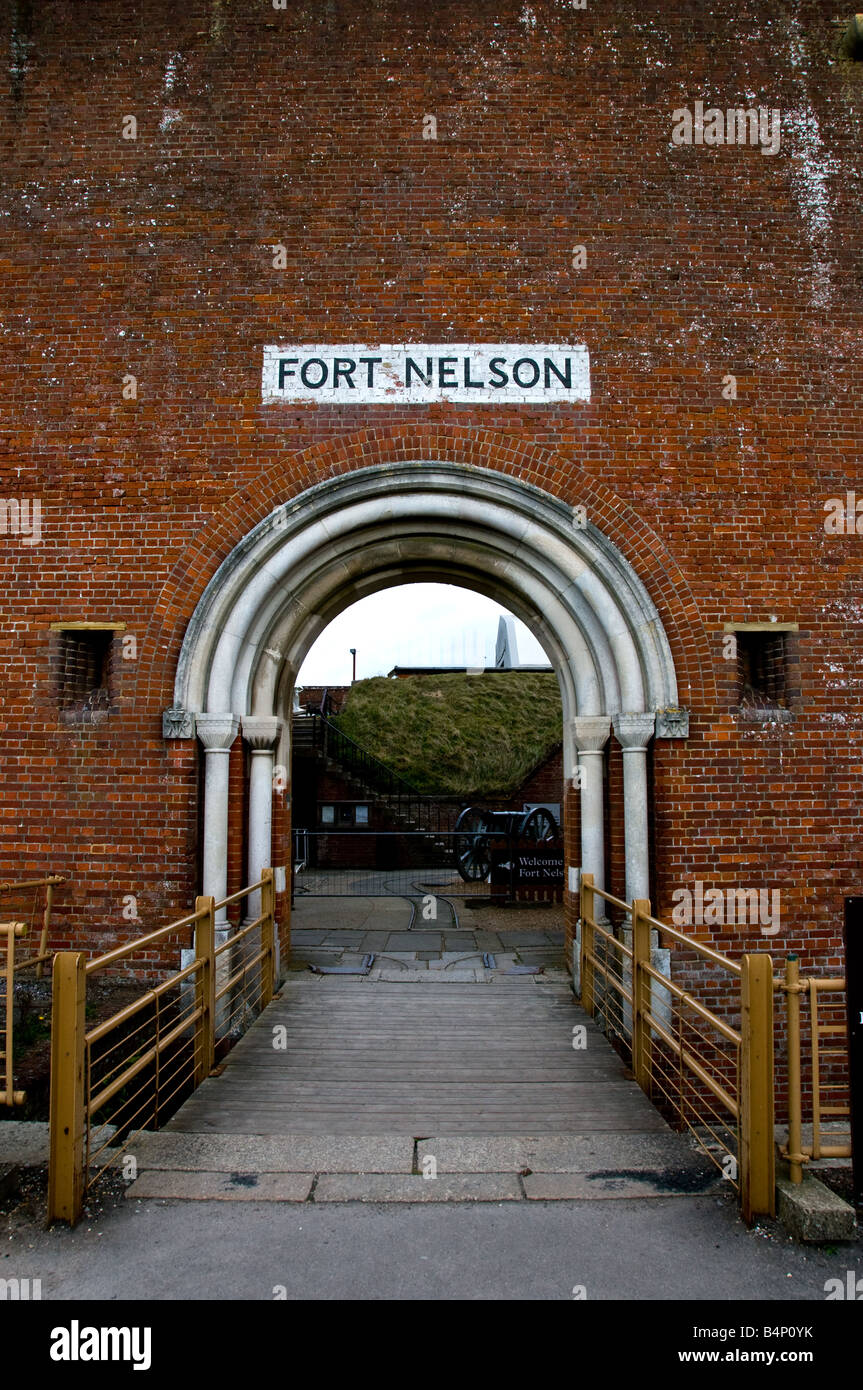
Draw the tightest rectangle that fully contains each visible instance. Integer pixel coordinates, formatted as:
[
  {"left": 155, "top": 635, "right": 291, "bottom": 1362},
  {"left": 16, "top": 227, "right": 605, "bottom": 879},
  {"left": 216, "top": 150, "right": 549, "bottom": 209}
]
[
  {"left": 358, "top": 356, "right": 382, "bottom": 387},
  {"left": 405, "top": 356, "right": 433, "bottom": 386},
  {"left": 489, "top": 357, "right": 508, "bottom": 388},
  {"left": 513, "top": 357, "right": 540, "bottom": 388},
  {"left": 438, "top": 356, "right": 458, "bottom": 387},
  {"left": 278, "top": 358, "right": 299, "bottom": 390},
  {"left": 332, "top": 357, "right": 356, "bottom": 388},
  {"left": 463, "top": 356, "right": 484, "bottom": 389},
  {"left": 544, "top": 357, "right": 572, "bottom": 389},
  {"left": 300, "top": 358, "right": 328, "bottom": 388}
]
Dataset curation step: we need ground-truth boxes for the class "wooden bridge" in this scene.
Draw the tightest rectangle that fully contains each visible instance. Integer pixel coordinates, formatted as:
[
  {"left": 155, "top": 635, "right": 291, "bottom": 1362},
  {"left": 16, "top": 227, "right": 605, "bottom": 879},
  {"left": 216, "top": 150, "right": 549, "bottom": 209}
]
[{"left": 122, "top": 969, "right": 720, "bottom": 1204}]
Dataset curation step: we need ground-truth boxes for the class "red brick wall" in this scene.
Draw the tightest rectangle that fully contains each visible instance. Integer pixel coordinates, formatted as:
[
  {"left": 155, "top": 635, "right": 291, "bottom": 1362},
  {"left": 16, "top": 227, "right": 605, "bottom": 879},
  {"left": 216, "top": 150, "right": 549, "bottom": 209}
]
[
  {"left": 297, "top": 687, "right": 350, "bottom": 715},
  {"left": 0, "top": 1, "right": 860, "bottom": 989}
]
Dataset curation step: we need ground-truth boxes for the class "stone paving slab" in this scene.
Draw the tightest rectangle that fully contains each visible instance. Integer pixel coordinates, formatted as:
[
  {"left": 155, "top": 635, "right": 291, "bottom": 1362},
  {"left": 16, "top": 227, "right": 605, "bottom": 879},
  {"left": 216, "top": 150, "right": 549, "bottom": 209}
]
[
  {"left": 371, "top": 969, "right": 486, "bottom": 983},
  {"left": 420, "top": 1134, "right": 712, "bottom": 1174},
  {"left": 476, "top": 938, "right": 504, "bottom": 951},
  {"left": 313, "top": 1173, "right": 523, "bottom": 1202},
  {"left": 522, "top": 1172, "right": 719, "bottom": 1200},
  {"left": 357, "top": 932, "right": 396, "bottom": 950},
  {"left": 126, "top": 1170, "right": 313, "bottom": 1202},
  {"left": 0, "top": 1121, "right": 50, "bottom": 1165},
  {"left": 128, "top": 1133, "right": 414, "bottom": 1173},
  {"left": 0, "top": 1121, "right": 116, "bottom": 1164},
  {"left": 384, "top": 933, "right": 444, "bottom": 950},
  {"left": 289, "top": 948, "right": 343, "bottom": 966}
]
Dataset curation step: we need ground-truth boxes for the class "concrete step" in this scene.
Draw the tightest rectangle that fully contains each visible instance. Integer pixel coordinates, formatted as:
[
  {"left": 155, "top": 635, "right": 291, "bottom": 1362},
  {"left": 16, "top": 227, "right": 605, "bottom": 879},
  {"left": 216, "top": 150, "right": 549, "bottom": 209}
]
[{"left": 123, "top": 1129, "right": 721, "bottom": 1204}]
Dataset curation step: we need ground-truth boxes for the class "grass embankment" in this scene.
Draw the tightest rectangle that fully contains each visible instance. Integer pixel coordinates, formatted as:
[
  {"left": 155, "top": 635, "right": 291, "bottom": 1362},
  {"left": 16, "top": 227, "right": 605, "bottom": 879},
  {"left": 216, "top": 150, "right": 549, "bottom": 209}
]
[{"left": 334, "top": 672, "right": 562, "bottom": 799}]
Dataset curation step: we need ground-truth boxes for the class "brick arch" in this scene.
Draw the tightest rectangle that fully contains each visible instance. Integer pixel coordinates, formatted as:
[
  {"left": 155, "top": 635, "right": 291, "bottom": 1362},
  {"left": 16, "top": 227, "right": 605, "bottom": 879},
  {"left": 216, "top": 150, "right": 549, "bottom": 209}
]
[{"left": 139, "top": 424, "right": 715, "bottom": 716}]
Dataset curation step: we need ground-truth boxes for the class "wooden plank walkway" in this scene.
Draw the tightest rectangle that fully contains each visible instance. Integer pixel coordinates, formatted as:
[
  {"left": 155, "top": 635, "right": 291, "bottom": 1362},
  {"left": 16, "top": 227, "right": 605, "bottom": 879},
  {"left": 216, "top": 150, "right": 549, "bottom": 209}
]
[{"left": 167, "top": 976, "right": 669, "bottom": 1137}]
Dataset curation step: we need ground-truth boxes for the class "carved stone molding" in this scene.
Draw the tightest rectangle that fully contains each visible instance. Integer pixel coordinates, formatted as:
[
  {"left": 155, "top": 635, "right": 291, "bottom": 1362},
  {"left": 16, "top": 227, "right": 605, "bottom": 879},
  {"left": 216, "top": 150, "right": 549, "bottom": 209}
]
[
  {"left": 655, "top": 706, "right": 690, "bottom": 739},
  {"left": 162, "top": 706, "right": 195, "bottom": 739}
]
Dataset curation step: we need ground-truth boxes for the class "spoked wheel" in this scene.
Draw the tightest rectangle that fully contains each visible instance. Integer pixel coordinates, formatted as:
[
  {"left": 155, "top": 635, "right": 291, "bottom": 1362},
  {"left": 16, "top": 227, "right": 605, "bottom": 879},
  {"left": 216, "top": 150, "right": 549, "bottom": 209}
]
[
  {"left": 454, "top": 806, "right": 493, "bottom": 882},
  {"left": 518, "top": 806, "right": 559, "bottom": 846}
]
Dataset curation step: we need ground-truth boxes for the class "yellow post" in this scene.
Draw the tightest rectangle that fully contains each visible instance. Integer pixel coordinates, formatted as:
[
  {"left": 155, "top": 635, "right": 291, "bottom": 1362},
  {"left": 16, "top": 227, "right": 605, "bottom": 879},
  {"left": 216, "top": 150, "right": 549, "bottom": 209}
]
[
  {"left": 36, "top": 878, "right": 55, "bottom": 980},
  {"left": 631, "top": 898, "right": 652, "bottom": 1093},
  {"left": 47, "top": 951, "right": 86, "bottom": 1225},
  {"left": 194, "top": 896, "right": 216, "bottom": 1085},
  {"left": 261, "top": 869, "right": 275, "bottom": 1009},
  {"left": 784, "top": 955, "right": 804, "bottom": 1184},
  {"left": 739, "top": 952, "right": 775, "bottom": 1223},
  {"left": 580, "top": 873, "right": 595, "bottom": 1015}
]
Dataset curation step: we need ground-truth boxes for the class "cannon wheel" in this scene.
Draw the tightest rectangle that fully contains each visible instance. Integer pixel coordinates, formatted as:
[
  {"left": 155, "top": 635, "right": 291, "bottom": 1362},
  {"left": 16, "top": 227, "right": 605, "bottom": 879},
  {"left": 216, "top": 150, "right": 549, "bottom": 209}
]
[
  {"left": 454, "top": 806, "right": 494, "bottom": 882},
  {"left": 519, "top": 806, "right": 558, "bottom": 845}
]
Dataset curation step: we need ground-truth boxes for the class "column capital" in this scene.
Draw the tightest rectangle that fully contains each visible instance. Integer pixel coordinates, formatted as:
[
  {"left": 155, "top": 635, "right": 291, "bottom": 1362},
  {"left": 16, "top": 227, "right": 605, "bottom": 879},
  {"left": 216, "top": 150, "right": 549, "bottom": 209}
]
[
  {"left": 196, "top": 713, "right": 239, "bottom": 752},
  {"left": 572, "top": 715, "right": 611, "bottom": 753},
  {"left": 242, "top": 716, "right": 282, "bottom": 751},
  {"left": 613, "top": 711, "right": 655, "bottom": 750}
]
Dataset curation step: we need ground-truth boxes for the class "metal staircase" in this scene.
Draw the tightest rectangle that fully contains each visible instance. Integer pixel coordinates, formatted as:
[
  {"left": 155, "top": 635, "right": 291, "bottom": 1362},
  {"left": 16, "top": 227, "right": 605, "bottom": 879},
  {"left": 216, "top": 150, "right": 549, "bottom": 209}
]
[{"left": 291, "top": 712, "right": 457, "bottom": 833}]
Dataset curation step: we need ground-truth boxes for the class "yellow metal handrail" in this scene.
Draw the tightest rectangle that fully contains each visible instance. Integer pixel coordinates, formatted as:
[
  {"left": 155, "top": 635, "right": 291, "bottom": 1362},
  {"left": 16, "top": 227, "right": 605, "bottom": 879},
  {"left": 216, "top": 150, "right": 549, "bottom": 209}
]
[
  {"left": 47, "top": 870, "right": 276, "bottom": 1226},
  {"left": 579, "top": 873, "right": 774, "bottom": 1224},
  {"left": 1, "top": 923, "right": 28, "bottom": 1106},
  {"left": 776, "top": 957, "right": 850, "bottom": 1183},
  {"left": 0, "top": 875, "right": 67, "bottom": 977}
]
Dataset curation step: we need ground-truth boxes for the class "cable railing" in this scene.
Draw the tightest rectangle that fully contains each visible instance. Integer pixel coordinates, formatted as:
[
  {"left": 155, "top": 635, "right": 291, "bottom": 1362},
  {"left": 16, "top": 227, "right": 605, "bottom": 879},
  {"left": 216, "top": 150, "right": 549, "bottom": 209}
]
[
  {"left": 0, "top": 874, "right": 66, "bottom": 977},
  {"left": 1, "top": 923, "right": 27, "bottom": 1106},
  {"left": 0, "top": 875, "right": 67, "bottom": 1106},
  {"left": 579, "top": 873, "right": 775, "bottom": 1224},
  {"left": 776, "top": 956, "right": 850, "bottom": 1182},
  {"left": 47, "top": 871, "right": 275, "bottom": 1226}
]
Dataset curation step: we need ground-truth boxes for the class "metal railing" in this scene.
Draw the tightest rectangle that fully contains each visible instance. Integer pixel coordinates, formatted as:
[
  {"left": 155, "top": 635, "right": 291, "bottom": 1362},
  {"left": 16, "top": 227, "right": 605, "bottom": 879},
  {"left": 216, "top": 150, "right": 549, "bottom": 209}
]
[
  {"left": 0, "top": 875, "right": 67, "bottom": 1105},
  {"left": 47, "top": 870, "right": 275, "bottom": 1226},
  {"left": 0, "top": 874, "right": 66, "bottom": 978},
  {"left": 579, "top": 873, "right": 775, "bottom": 1224},
  {"left": 777, "top": 956, "right": 850, "bottom": 1182},
  {"left": 291, "top": 830, "right": 563, "bottom": 908},
  {"left": 293, "top": 712, "right": 458, "bottom": 831},
  {"left": 1, "top": 923, "right": 27, "bottom": 1106}
]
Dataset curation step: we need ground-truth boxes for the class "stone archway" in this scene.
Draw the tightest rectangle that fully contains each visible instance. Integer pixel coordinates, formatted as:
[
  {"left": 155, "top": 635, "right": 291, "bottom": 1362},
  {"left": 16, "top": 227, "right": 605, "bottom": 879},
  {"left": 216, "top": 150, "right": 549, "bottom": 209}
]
[{"left": 167, "top": 462, "right": 682, "bottom": 934}]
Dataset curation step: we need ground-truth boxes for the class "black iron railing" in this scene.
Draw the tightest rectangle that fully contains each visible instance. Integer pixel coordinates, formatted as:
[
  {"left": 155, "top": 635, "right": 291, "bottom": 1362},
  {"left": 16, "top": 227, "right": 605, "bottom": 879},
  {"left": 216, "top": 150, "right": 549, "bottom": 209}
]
[{"left": 292, "top": 713, "right": 458, "bottom": 831}]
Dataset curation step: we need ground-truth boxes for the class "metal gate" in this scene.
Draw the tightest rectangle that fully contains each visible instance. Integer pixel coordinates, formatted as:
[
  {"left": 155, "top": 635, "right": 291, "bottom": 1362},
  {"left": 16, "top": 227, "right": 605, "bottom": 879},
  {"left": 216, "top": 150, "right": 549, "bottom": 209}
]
[{"left": 291, "top": 811, "right": 564, "bottom": 905}]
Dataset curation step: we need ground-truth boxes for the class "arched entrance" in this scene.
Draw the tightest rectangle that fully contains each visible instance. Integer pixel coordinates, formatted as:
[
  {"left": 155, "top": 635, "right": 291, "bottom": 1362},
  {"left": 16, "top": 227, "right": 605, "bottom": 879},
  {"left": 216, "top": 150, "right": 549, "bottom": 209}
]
[{"left": 168, "top": 462, "right": 680, "bottom": 938}]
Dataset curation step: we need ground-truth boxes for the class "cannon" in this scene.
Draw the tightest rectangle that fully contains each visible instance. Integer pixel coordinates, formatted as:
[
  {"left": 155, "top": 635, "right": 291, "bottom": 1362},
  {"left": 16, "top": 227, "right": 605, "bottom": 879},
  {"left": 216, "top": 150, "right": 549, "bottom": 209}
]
[{"left": 453, "top": 804, "right": 559, "bottom": 883}]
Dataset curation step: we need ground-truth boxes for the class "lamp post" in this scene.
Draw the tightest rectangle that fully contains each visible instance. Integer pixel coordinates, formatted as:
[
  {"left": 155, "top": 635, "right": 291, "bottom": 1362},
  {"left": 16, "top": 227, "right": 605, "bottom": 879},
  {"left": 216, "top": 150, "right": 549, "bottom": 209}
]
[{"left": 350, "top": 648, "right": 357, "bottom": 683}]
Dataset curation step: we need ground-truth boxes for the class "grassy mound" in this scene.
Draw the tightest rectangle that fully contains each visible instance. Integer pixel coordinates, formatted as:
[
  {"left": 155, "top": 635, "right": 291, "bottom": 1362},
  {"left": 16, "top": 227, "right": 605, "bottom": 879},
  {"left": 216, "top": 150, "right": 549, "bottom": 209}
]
[{"left": 334, "top": 672, "right": 562, "bottom": 798}]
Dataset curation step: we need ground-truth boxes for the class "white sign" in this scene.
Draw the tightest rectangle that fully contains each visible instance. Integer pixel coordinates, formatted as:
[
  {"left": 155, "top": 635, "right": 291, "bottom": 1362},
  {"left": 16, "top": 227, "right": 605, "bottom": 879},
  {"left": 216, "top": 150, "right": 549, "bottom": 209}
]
[{"left": 261, "top": 343, "right": 590, "bottom": 404}]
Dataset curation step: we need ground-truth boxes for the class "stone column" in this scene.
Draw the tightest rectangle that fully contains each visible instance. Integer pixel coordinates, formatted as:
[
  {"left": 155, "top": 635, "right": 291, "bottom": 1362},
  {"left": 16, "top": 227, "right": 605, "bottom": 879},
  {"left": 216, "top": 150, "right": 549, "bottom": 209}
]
[
  {"left": 197, "top": 714, "right": 240, "bottom": 925},
  {"left": 612, "top": 712, "right": 655, "bottom": 906},
  {"left": 243, "top": 716, "right": 281, "bottom": 921},
  {"left": 573, "top": 715, "right": 611, "bottom": 893}
]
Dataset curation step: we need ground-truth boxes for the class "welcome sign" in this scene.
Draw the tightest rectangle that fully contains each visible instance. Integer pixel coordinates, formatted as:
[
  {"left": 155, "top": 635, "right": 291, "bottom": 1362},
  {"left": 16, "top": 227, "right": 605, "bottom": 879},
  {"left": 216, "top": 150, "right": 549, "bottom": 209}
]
[{"left": 261, "top": 343, "right": 590, "bottom": 404}]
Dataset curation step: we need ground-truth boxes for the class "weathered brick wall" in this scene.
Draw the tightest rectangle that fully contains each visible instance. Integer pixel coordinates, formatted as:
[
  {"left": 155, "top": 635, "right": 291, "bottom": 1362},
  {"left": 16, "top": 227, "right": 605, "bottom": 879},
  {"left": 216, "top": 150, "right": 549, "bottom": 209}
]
[{"left": 0, "top": 1, "right": 861, "bottom": 981}]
